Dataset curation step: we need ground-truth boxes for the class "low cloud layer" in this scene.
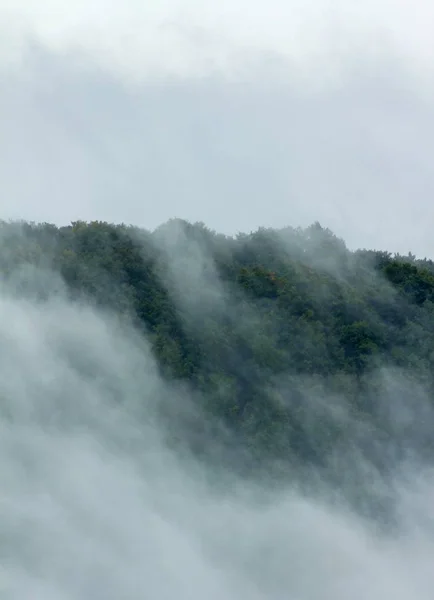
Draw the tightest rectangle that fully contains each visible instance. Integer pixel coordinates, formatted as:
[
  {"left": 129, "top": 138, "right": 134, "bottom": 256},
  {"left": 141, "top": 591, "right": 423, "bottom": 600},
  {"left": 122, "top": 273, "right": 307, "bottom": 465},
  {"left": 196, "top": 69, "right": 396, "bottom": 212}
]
[{"left": 1, "top": 231, "right": 434, "bottom": 599}]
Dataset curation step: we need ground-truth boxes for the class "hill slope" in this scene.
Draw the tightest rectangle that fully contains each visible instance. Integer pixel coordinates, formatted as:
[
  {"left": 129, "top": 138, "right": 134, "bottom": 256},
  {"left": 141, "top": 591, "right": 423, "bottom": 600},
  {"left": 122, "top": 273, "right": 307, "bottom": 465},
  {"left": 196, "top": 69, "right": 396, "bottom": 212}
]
[{"left": 1, "top": 217, "right": 434, "bottom": 514}]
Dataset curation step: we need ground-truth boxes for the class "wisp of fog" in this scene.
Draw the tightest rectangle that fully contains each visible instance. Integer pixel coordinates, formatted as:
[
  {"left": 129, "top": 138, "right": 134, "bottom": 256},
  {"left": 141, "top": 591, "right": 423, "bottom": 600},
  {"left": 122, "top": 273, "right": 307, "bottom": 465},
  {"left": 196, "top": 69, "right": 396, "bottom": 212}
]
[{"left": 1, "top": 228, "right": 434, "bottom": 600}]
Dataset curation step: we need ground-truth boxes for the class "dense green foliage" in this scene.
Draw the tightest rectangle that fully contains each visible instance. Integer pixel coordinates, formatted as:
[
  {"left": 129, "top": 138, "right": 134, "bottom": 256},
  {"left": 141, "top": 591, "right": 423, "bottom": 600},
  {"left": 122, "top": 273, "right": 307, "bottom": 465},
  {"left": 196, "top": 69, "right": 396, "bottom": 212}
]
[{"left": 2, "top": 218, "right": 434, "bottom": 502}]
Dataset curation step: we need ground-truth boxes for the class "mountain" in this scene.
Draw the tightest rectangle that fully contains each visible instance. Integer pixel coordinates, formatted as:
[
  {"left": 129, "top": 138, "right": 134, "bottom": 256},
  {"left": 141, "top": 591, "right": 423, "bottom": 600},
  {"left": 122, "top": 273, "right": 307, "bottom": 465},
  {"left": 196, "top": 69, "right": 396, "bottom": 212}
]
[{"left": 2, "top": 217, "right": 434, "bottom": 519}]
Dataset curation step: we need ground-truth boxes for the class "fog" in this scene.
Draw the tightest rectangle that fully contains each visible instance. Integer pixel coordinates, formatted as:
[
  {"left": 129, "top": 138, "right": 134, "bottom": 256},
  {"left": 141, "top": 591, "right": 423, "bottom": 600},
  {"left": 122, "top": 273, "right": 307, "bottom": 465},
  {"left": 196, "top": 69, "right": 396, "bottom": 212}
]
[
  {"left": 1, "top": 234, "right": 434, "bottom": 599},
  {"left": 2, "top": 1, "right": 434, "bottom": 596}
]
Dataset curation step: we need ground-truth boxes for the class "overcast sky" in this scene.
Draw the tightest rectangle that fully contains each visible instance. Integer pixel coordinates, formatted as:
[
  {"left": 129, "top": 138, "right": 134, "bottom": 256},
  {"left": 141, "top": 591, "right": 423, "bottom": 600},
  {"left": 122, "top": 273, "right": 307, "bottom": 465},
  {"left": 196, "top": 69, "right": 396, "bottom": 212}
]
[{"left": 1, "top": 0, "right": 434, "bottom": 256}]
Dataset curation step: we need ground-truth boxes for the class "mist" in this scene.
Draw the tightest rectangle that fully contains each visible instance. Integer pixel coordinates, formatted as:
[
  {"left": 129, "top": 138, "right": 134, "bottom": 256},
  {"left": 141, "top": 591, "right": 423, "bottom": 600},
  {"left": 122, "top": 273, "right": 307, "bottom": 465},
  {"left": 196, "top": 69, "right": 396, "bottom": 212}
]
[
  {"left": 0, "top": 222, "right": 433, "bottom": 599},
  {"left": 2, "top": 0, "right": 434, "bottom": 595}
]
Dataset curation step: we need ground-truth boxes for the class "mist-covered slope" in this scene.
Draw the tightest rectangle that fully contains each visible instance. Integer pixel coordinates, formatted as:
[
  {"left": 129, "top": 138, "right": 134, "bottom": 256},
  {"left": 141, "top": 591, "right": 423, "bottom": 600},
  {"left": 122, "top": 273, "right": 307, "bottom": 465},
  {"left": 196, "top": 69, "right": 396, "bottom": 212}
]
[{"left": 2, "top": 217, "right": 434, "bottom": 598}]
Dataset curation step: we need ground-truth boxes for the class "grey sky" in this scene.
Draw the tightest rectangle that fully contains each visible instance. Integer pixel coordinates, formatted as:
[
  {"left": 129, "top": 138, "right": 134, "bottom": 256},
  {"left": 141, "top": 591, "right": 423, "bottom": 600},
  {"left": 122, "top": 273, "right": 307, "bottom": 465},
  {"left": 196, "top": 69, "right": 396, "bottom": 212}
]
[{"left": 1, "top": 1, "right": 434, "bottom": 256}]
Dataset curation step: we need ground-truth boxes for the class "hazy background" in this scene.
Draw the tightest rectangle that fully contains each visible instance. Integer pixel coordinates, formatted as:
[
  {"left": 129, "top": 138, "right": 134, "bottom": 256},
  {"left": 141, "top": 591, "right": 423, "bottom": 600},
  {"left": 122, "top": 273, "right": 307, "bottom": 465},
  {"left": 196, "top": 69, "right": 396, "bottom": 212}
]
[{"left": 1, "top": 0, "right": 434, "bottom": 255}]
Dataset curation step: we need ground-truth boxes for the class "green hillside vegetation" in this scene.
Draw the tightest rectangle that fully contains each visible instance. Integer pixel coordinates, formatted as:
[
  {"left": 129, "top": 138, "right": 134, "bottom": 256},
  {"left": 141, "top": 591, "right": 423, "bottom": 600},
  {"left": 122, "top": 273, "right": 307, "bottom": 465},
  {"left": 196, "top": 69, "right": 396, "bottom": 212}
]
[{"left": 1, "top": 218, "right": 434, "bottom": 508}]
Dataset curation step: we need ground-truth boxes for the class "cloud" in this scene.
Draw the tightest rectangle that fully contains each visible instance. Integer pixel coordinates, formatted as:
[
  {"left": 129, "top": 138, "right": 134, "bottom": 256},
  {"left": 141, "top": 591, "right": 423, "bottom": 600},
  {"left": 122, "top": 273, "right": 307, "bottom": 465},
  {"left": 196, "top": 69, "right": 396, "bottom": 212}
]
[
  {"left": 1, "top": 46, "right": 434, "bottom": 256},
  {"left": 1, "top": 0, "right": 434, "bottom": 257},
  {"left": 1, "top": 0, "right": 434, "bottom": 83},
  {"left": 1, "top": 251, "right": 434, "bottom": 599}
]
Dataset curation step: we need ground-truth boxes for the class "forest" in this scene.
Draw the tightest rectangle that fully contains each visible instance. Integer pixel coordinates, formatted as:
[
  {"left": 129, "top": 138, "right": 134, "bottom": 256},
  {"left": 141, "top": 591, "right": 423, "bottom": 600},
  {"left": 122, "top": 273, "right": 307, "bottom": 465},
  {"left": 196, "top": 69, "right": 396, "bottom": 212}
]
[{"left": 1, "top": 217, "right": 434, "bottom": 518}]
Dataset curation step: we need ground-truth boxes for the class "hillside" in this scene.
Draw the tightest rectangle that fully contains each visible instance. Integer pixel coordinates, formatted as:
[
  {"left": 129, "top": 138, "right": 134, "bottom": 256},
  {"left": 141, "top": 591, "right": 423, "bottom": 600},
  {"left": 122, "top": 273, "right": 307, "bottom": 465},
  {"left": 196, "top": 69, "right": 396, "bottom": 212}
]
[{"left": 1, "top": 217, "right": 434, "bottom": 517}]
